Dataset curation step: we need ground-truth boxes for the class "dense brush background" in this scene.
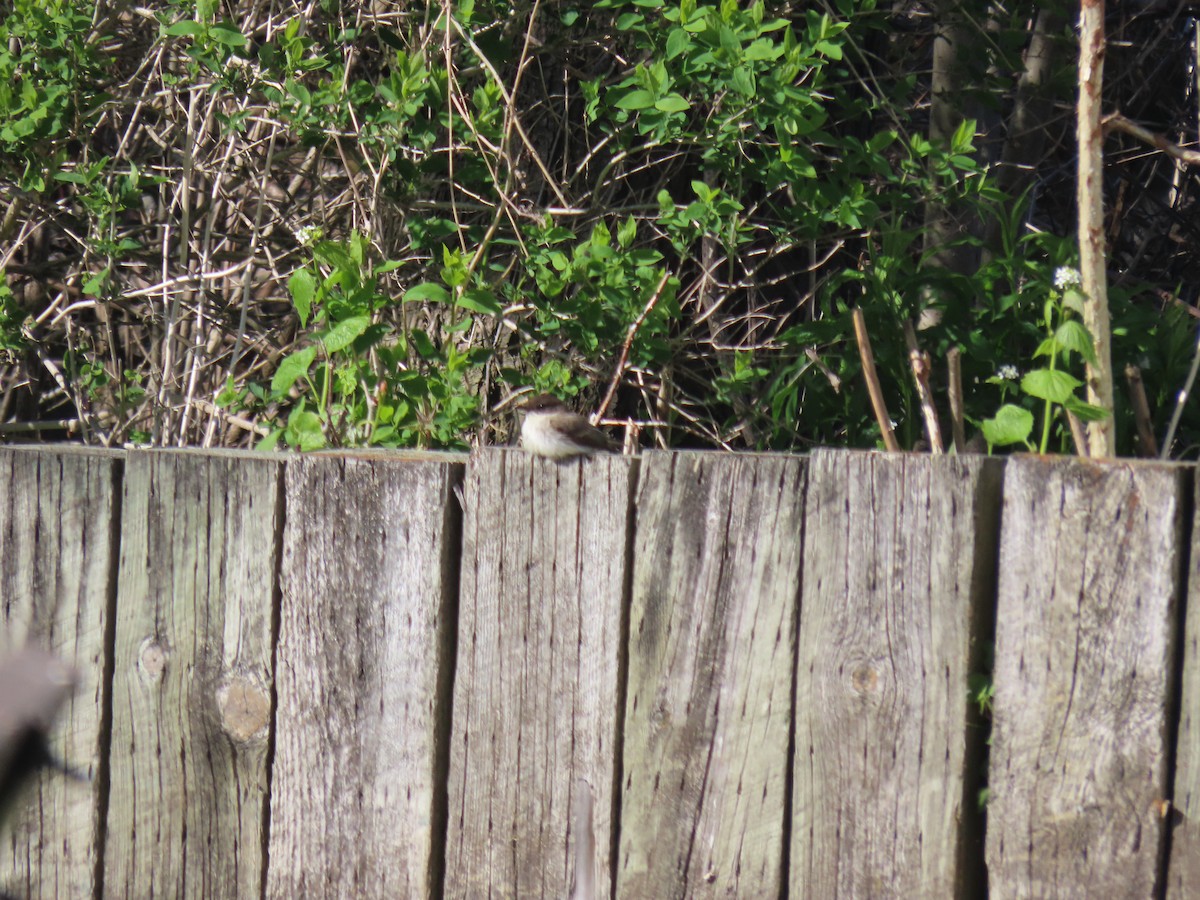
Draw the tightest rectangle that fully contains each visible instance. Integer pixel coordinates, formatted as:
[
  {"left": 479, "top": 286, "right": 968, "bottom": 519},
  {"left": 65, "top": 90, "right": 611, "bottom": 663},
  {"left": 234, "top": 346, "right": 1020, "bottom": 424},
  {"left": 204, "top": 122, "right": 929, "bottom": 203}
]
[{"left": 1, "top": 0, "right": 1199, "bottom": 454}]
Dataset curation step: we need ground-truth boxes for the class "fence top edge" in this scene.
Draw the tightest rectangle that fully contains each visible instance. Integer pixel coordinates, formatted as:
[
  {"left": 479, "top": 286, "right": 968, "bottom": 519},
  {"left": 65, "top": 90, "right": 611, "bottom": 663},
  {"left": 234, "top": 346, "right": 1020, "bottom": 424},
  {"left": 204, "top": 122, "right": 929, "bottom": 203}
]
[
  {"left": 5, "top": 445, "right": 1196, "bottom": 472},
  {"left": 809, "top": 448, "right": 1196, "bottom": 473},
  {"left": 1005, "top": 452, "right": 1193, "bottom": 473},
  {"left": 0, "top": 443, "right": 125, "bottom": 459}
]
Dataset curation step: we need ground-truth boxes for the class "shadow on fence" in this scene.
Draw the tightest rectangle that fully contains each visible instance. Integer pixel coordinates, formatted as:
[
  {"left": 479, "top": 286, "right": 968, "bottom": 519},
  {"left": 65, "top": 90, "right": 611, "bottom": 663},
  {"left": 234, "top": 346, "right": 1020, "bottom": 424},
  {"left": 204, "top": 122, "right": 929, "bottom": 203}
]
[{"left": 0, "top": 446, "right": 1196, "bottom": 898}]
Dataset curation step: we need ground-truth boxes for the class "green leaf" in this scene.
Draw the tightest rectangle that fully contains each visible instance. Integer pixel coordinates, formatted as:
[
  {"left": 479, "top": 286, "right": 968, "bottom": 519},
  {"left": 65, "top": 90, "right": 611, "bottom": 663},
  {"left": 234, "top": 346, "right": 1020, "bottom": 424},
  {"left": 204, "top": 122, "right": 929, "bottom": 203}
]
[
  {"left": 369, "top": 424, "right": 397, "bottom": 445},
  {"left": 378, "top": 27, "right": 405, "bottom": 50},
  {"left": 457, "top": 289, "right": 502, "bottom": 315},
  {"left": 730, "top": 67, "right": 756, "bottom": 96},
  {"left": 215, "top": 377, "right": 238, "bottom": 408},
  {"left": 1064, "top": 396, "right": 1110, "bottom": 422},
  {"left": 718, "top": 25, "right": 741, "bottom": 58},
  {"left": 257, "top": 428, "right": 284, "bottom": 451},
  {"left": 981, "top": 404, "right": 1033, "bottom": 447},
  {"left": 617, "top": 215, "right": 637, "bottom": 249},
  {"left": 286, "top": 80, "right": 312, "bottom": 106},
  {"left": 321, "top": 315, "right": 370, "bottom": 353},
  {"left": 82, "top": 267, "right": 110, "bottom": 295},
  {"left": 654, "top": 93, "right": 690, "bottom": 112},
  {"left": 271, "top": 346, "right": 317, "bottom": 395},
  {"left": 814, "top": 39, "right": 843, "bottom": 59},
  {"left": 1054, "top": 319, "right": 1098, "bottom": 364},
  {"left": 1061, "top": 287, "right": 1086, "bottom": 315},
  {"left": 1032, "top": 337, "right": 1058, "bottom": 359},
  {"left": 614, "top": 89, "right": 656, "bottom": 110},
  {"left": 410, "top": 329, "right": 437, "bottom": 358},
  {"left": 666, "top": 28, "right": 690, "bottom": 59},
  {"left": 1021, "top": 368, "right": 1081, "bottom": 404},
  {"left": 164, "top": 20, "right": 204, "bottom": 37},
  {"left": 287, "top": 408, "right": 326, "bottom": 450},
  {"left": 403, "top": 283, "right": 451, "bottom": 303},
  {"left": 441, "top": 245, "right": 468, "bottom": 288},
  {"left": 314, "top": 240, "right": 354, "bottom": 272},
  {"left": 289, "top": 269, "right": 317, "bottom": 327},
  {"left": 209, "top": 22, "right": 248, "bottom": 47}
]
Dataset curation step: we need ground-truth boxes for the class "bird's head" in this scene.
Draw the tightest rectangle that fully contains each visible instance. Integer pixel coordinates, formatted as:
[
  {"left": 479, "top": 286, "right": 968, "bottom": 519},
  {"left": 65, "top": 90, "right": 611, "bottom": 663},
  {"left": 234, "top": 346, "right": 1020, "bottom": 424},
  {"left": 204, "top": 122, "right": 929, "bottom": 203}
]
[{"left": 521, "top": 393, "right": 571, "bottom": 415}]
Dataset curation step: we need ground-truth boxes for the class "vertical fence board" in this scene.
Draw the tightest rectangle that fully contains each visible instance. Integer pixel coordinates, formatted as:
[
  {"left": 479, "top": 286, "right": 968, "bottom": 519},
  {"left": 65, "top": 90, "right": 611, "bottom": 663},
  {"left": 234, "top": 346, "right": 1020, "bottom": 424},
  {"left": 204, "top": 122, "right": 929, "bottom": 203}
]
[
  {"left": 986, "top": 458, "right": 1183, "bottom": 897},
  {"left": 792, "top": 451, "right": 1001, "bottom": 898},
  {"left": 1168, "top": 470, "right": 1200, "bottom": 895},
  {"left": 0, "top": 448, "right": 119, "bottom": 899},
  {"left": 104, "top": 451, "right": 281, "bottom": 898},
  {"left": 617, "top": 453, "right": 804, "bottom": 898},
  {"left": 445, "top": 450, "right": 633, "bottom": 899},
  {"left": 266, "top": 454, "right": 461, "bottom": 899}
]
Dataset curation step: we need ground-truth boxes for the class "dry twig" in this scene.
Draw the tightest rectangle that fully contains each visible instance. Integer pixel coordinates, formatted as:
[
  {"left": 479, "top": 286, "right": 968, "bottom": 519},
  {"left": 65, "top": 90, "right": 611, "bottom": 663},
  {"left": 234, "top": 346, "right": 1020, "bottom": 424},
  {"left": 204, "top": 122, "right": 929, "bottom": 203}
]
[
  {"left": 1066, "top": 409, "right": 1088, "bottom": 456},
  {"left": 947, "top": 347, "right": 967, "bottom": 453},
  {"left": 1124, "top": 364, "right": 1158, "bottom": 457},
  {"left": 1104, "top": 113, "right": 1200, "bottom": 167},
  {"left": 595, "top": 270, "right": 673, "bottom": 422},
  {"left": 852, "top": 308, "right": 900, "bottom": 452},
  {"left": 903, "top": 320, "right": 943, "bottom": 453}
]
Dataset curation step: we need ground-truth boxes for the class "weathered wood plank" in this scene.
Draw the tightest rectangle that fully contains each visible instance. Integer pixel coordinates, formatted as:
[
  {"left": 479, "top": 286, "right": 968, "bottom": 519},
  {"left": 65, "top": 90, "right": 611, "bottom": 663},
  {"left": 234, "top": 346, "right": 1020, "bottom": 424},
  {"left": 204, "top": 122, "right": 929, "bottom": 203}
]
[
  {"left": 445, "top": 450, "right": 633, "bottom": 899},
  {"left": 1167, "top": 468, "right": 1200, "bottom": 896},
  {"left": 617, "top": 452, "right": 804, "bottom": 898},
  {"left": 0, "top": 447, "right": 120, "bottom": 900},
  {"left": 266, "top": 454, "right": 462, "bottom": 899},
  {"left": 104, "top": 451, "right": 281, "bottom": 898},
  {"left": 792, "top": 450, "right": 1001, "bottom": 898},
  {"left": 986, "top": 457, "right": 1184, "bottom": 897}
]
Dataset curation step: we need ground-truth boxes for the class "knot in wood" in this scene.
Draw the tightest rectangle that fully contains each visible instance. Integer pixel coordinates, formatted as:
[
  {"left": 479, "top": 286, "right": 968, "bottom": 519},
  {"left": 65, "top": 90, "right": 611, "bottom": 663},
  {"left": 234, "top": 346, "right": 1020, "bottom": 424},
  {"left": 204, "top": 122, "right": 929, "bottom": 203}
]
[
  {"left": 850, "top": 663, "right": 880, "bottom": 696},
  {"left": 217, "top": 677, "right": 271, "bottom": 742},
  {"left": 138, "top": 639, "right": 167, "bottom": 681}
]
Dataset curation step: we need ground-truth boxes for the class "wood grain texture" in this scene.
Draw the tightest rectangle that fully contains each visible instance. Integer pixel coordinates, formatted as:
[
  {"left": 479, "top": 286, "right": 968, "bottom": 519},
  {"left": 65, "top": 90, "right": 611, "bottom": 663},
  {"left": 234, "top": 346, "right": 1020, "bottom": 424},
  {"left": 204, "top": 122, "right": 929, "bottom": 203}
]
[
  {"left": 792, "top": 450, "right": 1001, "bottom": 898},
  {"left": 617, "top": 452, "right": 804, "bottom": 898},
  {"left": 266, "top": 454, "right": 461, "bottom": 899},
  {"left": 1168, "top": 469, "right": 1200, "bottom": 896},
  {"left": 986, "top": 457, "right": 1183, "bottom": 898},
  {"left": 104, "top": 451, "right": 281, "bottom": 899},
  {"left": 445, "top": 449, "right": 633, "bottom": 900},
  {"left": 0, "top": 447, "right": 120, "bottom": 900}
]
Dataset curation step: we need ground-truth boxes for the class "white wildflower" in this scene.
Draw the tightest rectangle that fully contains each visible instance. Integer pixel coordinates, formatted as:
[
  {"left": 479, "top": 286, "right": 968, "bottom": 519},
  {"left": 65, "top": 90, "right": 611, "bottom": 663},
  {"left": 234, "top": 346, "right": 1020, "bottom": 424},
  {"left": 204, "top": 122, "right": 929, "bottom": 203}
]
[
  {"left": 997, "top": 364, "right": 1020, "bottom": 381},
  {"left": 1053, "top": 266, "right": 1081, "bottom": 289},
  {"left": 295, "top": 225, "right": 323, "bottom": 246}
]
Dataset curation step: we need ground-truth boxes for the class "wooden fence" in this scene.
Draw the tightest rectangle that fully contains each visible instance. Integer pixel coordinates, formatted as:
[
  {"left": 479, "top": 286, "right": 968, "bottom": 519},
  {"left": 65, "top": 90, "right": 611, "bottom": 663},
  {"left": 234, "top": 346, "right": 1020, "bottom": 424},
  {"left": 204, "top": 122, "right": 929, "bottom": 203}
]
[{"left": 0, "top": 445, "right": 1197, "bottom": 898}]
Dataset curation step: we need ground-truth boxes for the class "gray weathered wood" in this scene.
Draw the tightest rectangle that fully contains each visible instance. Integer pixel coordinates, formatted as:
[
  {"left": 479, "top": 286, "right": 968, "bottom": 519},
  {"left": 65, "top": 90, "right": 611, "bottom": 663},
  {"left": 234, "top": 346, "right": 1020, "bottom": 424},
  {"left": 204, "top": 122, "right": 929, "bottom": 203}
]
[
  {"left": 0, "top": 447, "right": 119, "bottom": 899},
  {"left": 266, "top": 454, "right": 462, "bottom": 899},
  {"left": 792, "top": 450, "right": 1001, "bottom": 898},
  {"left": 986, "top": 457, "right": 1184, "bottom": 897},
  {"left": 617, "top": 452, "right": 804, "bottom": 898},
  {"left": 1168, "top": 469, "right": 1200, "bottom": 896},
  {"left": 445, "top": 449, "right": 633, "bottom": 899},
  {"left": 104, "top": 451, "right": 281, "bottom": 898}
]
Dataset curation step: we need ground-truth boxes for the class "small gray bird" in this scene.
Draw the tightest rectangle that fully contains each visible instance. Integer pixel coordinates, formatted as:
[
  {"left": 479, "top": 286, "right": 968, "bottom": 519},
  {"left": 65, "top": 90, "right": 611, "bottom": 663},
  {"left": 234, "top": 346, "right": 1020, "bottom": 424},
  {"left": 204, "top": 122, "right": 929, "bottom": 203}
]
[{"left": 520, "top": 394, "right": 616, "bottom": 459}]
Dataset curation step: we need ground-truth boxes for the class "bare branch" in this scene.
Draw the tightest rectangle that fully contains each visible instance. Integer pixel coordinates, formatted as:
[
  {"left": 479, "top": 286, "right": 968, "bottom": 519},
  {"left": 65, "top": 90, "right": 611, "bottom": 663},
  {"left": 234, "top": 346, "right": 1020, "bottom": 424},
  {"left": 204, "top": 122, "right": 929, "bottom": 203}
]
[
  {"left": 852, "top": 308, "right": 901, "bottom": 452},
  {"left": 1104, "top": 113, "right": 1200, "bottom": 166}
]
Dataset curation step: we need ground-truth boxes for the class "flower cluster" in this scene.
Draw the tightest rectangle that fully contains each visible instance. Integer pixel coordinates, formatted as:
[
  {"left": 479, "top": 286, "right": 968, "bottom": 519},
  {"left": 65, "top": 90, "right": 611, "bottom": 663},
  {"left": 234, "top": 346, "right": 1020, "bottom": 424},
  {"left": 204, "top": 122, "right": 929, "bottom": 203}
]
[{"left": 1053, "top": 267, "right": 1081, "bottom": 290}]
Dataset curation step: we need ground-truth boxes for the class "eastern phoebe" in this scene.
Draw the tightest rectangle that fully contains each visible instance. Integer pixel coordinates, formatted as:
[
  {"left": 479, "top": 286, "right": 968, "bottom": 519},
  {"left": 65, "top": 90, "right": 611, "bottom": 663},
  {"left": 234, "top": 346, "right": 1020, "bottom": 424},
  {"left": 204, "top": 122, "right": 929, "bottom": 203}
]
[{"left": 520, "top": 394, "right": 616, "bottom": 459}]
